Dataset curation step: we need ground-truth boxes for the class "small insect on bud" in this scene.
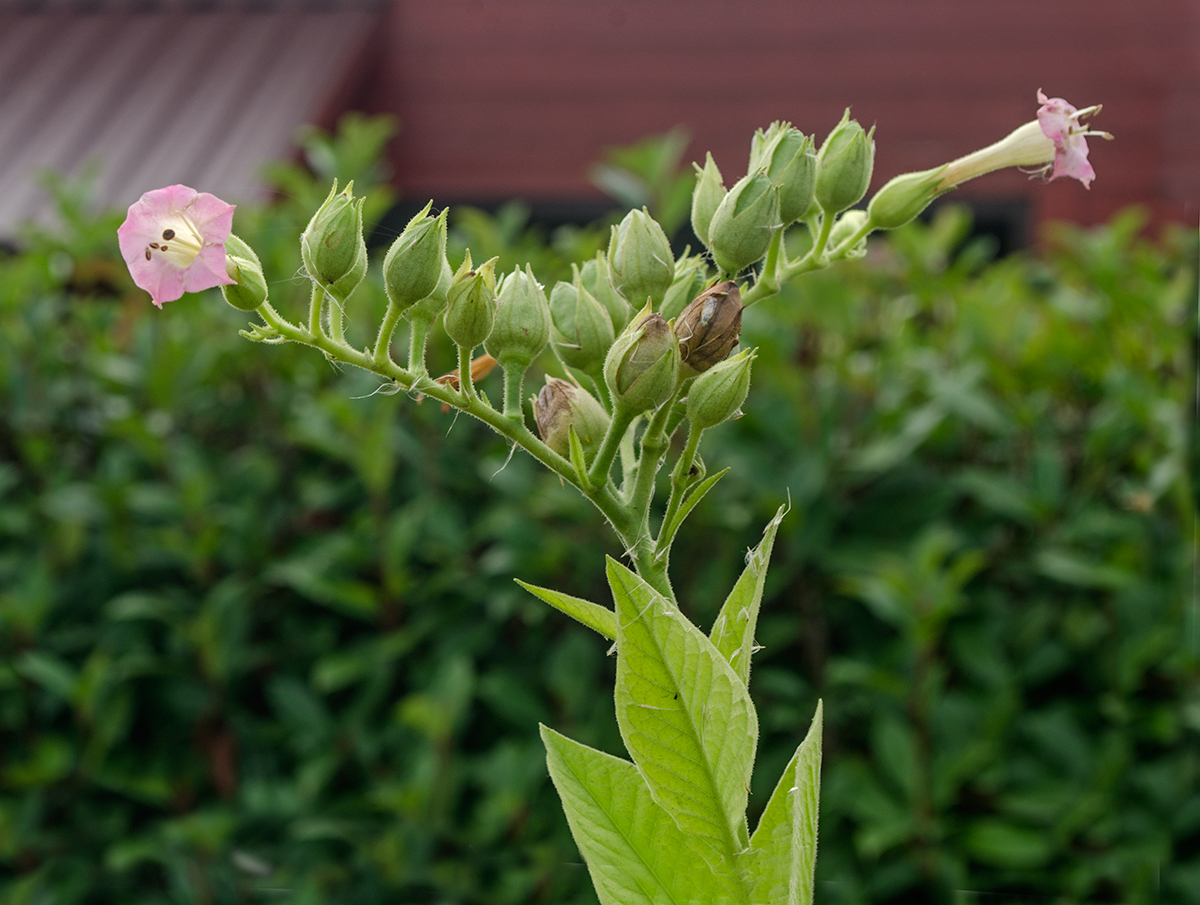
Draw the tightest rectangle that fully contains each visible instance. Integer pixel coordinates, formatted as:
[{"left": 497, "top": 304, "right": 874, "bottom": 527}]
[
  {"left": 301, "top": 180, "right": 367, "bottom": 298},
  {"left": 220, "top": 234, "right": 268, "bottom": 311},
  {"left": 603, "top": 303, "right": 680, "bottom": 415},
  {"left": 534, "top": 378, "right": 612, "bottom": 459},
  {"left": 674, "top": 280, "right": 743, "bottom": 378}
]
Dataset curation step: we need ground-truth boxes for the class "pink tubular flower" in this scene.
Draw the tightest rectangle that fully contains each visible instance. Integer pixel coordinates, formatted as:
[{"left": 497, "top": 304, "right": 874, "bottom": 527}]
[
  {"left": 1036, "top": 89, "right": 1104, "bottom": 187},
  {"left": 117, "top": 185, "right": 236, "bottom": 308},
  {"left": 936, "top": 90, "right": 1111, "bottom": 192}
]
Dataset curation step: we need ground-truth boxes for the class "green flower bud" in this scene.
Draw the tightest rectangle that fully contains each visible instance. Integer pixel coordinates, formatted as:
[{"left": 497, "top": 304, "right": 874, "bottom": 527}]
[
  {"left": 485, "top": 265, "right": 551, "bottom": 372},
  {"left": 607, "top": 208, "right": 674, "bottom": 308},
  {"left": 549, "top": 271, "right": 615, "bottom": 373},
  {"left": 534, "top": 377, "right": 611, "bottom": 459},
  {"left": 865, "top": 166, "right": 949, "bottom": 231},
  {"left": 660, "top": 251, "right": 709, "bottom": 321},
  {"left": 690, "top": 152, "right": 725, "bottom": 247},
  {"left": 707, "top": 172, "right": 781, "bottom": 275},
  {"left": 828, "top": 210, "right": 869, "bottom": 259},
  {"left": 603, "top": 303, "right": 680, "bottom": 414},
  {"left": 686, "top": 349, "right": 755, "bottom": 429},
  {"left": 382, "top": 202, "right": 449, "bottom": 312},
  {"left": 750, "top": 121, "right": 817, "bottom": 225},
  {"left": 301, "top": 180, "right": 367, "bottom": 296},
  {"left": 443, "top": 250, "right": 499, "bottom": 349},
  {"left": 580, "top": 252, "right": 631, "bottom": 333},
  {"left": 404, "top": 255, "right": 453, "bottom": 325},
  {"left": 674, "top": 279, "right": 743, "bottom": 378},
  {"left": 221, "top": 234, "right": 267, "bottom": 311},
  {"left": 815, "top": 110, "right": 876, "bottom": 215}
]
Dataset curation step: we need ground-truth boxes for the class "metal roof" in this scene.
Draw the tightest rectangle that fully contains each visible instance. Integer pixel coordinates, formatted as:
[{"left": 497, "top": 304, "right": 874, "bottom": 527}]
[{"left": 0, "top": 0, "right": 379, "bottom": 237}]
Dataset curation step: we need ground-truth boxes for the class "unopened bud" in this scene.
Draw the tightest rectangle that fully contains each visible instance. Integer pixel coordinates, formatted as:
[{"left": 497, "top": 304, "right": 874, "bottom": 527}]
[
  {"left": 485, "top": 265, "right": 551, "bottom": 373},
  {"left": 815, "top": 110, "right": 876, "bottom": 216},
  {"left": 707, "top": 172, "right": 781, "bottom": 275},
  {"left": 675, "top": 280, "right": 743, "bottom": 378},
  {"left": 660, "top": 252, "right": 708, "bottom": 321},
  {"left": 549, "top": 271, "right": 615, "bottom": 373},
  {"left": 865, "top": 167, "right": 948, "bottom": 231},
  {"left": 383, "top": 202, "right": 449, "bottom": 312},
  {"left": 828, "top": 210, "right": 869, "bottom": 259},
  {"left": 686, "top": 349, "right": 755, "bottom": 429},
  {"left": 603, "top": 303, "right": 680, "bottom": 414},
  {"left": 534, "top": 378, "right": 611, "bottom": 458},
  {"left": 750, "top": 122, "right": 816, "bottom": 224},
  {"left": 405, "top": 256, "right": 453, "bottom": 325},
  {"left": 444, "top": 251, "right": 499, "bottom": 349},
  {"left": 608, "top": 208, "right": 674, "bottom": 308},
  {"left": 301, "top": 180, "right": 366, "bottom": 296},
  {"left": 581, "top": 251, "right": 631, "bottom": 333},
  {"left": 690, "top": 152, "right": 726, "bottom": 246},
  {"left": 221, "top": 234, "right": 267, "bottom": 311}
]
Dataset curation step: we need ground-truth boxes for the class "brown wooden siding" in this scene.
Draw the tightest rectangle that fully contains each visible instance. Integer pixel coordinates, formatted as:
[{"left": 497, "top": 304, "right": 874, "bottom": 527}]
[{"left": 357, "top": 0, "right": 1198, "bottom": 228}]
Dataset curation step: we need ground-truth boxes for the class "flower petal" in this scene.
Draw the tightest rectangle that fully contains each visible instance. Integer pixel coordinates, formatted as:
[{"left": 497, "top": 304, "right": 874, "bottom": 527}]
[{"left": 183, "top": 245, "right": 237, "bottom": 293}]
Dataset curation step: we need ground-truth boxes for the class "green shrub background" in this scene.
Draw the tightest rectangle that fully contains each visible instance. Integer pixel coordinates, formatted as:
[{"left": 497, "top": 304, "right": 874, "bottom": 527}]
[{"left": 1, "top": 120, "right": 1197, "bottom": 904}]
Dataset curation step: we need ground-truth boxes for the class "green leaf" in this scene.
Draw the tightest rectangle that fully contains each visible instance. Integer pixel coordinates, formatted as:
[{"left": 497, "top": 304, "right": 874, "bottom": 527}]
[
  {"left": 607, "top": 557, "right": 757, "bottom": 864},
  {"left": 740, "top": 702, "right": 822, "bottom": 905},
  {"left": 710, "top": 504, "right": 787, "bottom": 685},
  {"left": 541, "top": 725, "right": 745, "bottom": 905},
  {"left": 567, "top": 425, "right": 593, "bottom": 491},
  {"left": 16, "top": 651, "right": 78, "bottom": 703},
  {"left": 515, "top": 580, "right": 616, "bottom": 640},
  {"left": 658, "top": 467, "right": 730, "bottom": 554}
]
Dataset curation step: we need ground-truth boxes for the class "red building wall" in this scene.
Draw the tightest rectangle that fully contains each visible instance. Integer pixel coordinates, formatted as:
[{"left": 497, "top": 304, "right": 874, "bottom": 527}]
[{"left": 356, "top": 0, "right": 1199, "bottom": 229}]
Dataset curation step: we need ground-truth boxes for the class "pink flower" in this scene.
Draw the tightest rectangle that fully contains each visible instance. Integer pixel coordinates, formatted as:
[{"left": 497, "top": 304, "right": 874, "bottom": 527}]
[
  {"left": 1036, "top": 89, "right": 1107, "bottom": 188},
  {"left": 935, "top": 90, "right": 1111, "bottom": 192},
  {"left": 117, "top": 185, "right": 236, "bottom": 308}
]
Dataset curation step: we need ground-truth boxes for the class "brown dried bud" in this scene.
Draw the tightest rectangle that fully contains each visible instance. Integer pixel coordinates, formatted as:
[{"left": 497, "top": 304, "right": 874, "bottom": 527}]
[
  {"left": 674, "top": 280, "right": 743, "bottom": 378},
  {"left": 534, "top": 378, "right": 611, "bottom": 458}
]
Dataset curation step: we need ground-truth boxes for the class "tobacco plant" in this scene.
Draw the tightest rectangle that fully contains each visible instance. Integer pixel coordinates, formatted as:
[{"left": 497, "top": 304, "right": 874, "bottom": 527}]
[{"left": 115, "top": 91, "right": 1108, "bottom": 904}]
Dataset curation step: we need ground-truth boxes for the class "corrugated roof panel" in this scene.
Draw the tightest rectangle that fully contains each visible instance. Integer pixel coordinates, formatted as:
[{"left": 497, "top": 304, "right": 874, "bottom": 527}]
[{"left": 0, "top": 6, "right": 378, "bottom": 238}]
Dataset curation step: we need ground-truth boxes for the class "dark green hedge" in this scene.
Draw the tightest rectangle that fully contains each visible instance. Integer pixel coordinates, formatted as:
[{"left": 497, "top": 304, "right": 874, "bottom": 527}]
[{"left": 1, "top": 124, "right": 1196, "bottom": 905}]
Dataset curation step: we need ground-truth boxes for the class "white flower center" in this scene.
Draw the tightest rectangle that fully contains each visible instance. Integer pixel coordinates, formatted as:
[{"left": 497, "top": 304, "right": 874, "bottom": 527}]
[{"left": 144, "top": 214, "right": 204, "bottom": 268}]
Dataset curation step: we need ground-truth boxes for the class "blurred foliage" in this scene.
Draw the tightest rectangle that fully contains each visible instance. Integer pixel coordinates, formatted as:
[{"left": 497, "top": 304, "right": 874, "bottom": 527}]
[
  {"left": 1, "top": 116, "right": 1197, "bottom": 905},
  {"left": 589, "top": 127, "right": 694, "bottom": 238}
]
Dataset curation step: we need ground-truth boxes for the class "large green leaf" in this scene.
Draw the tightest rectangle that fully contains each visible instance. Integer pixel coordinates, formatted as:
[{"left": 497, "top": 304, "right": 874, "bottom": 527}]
[
  {"left": 541, "top": 725, "right": 745, "bottom": 905},
  {"left": 739, "top": 702, "right": 823, "bottom": 905},
  {"left": 607, "top": 558, "right": 758, "bottom": 864},
  {"left": 709, "top": 504, "right": 787, "bottom": 685}
]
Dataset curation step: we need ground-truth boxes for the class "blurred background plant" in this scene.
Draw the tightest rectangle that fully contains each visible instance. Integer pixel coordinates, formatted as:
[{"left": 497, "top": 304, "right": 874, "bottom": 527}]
[{"left": 1, "top": 117, "right": 1196, "bottom": 904}]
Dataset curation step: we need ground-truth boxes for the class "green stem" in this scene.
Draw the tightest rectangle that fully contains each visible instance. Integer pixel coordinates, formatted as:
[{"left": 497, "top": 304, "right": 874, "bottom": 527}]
[
  {"left": 828, "top": 220, "right": 875, "bottom": 259},
  {"left": 587, "top": 405, "right": 636, "bottom": 489},
  {"left": 307, "top": 284, "right": 324, "bottom": 338},
  {"left": 328, "top": 294, "right": 345, "bottom": 345},
  {"left": 407, "top": 317, "right": 431, "bottom": 376},
  {"left": 658, "top": 422, "right": 704, "bottom": 556},
  {"left": 502, "top": 364, "right": 526, "bottom": 422},
  {"left": 457, "top": 345, "right": 477, "bottom": 403},
  {"left": 374, "top": 302, "right": 404, "bottom": 365},
  {"left": 741, "top": 230, "right": 784, "bottom": 307}
]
